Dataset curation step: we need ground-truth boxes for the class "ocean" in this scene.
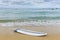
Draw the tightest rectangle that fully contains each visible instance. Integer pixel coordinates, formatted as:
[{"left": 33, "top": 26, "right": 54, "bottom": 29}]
[{"left": 0, "top": 8, "right": 60, "bottom": 26}]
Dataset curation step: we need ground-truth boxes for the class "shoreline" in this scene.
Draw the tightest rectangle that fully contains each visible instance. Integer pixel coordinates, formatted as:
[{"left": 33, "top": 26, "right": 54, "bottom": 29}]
[{"left": 0, "top": 20, "right": 60, "bottom": 27}]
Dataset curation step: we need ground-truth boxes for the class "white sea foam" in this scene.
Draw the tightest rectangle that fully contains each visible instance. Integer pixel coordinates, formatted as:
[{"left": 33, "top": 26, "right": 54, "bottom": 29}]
[{"left": 0, "top": 20, "right": 60, "bottom": 27}]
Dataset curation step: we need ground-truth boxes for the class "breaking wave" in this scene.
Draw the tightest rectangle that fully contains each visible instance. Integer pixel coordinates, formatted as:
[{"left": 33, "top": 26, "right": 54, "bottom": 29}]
[{"left": 0, "top": 20, "right": 60, "bottom": 27}]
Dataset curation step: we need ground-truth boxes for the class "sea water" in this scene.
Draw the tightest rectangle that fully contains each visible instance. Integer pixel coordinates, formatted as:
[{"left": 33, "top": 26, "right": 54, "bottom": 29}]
[{"left": 0, "top": 8, "right": 60, "bottom": 26}]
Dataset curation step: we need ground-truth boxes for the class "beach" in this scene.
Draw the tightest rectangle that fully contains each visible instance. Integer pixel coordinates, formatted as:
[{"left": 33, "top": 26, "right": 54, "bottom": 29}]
[
  {"left": 0, "top": 0, "right": 60, "bottom": 40},
  {"left": 0, "top": 8, "right": 60, "bottom": 40},
  {"left": 0, "top": 25, "right": 60, "bottom": 40}
]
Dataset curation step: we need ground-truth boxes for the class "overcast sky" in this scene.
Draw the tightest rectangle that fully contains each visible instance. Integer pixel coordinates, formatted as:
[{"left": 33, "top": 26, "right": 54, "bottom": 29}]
[{"left": 0, "top": 0, "right": 60, "bottom": 8}]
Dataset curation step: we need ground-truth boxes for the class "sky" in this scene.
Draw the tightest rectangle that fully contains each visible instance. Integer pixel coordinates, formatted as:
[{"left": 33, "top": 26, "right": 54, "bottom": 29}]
[{"left": 0, "top": 0, "right": 60, "bottom": 8}]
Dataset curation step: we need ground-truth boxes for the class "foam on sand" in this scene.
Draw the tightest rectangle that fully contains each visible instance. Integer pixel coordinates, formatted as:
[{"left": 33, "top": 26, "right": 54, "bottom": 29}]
[{"left": 0, "top": 20, "right": 60, "bottom": 27}]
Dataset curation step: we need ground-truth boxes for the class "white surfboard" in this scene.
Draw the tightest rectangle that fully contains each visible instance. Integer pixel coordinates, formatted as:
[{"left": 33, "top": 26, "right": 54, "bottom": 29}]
[{"left": 14, "top": 29, "right": 47, "bottom": 36}]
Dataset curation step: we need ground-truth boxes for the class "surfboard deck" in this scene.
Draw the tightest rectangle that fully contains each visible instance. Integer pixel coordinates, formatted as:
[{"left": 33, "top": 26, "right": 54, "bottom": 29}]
[{"left": 14, "top": 29, "right": 47, "bottom": 36}]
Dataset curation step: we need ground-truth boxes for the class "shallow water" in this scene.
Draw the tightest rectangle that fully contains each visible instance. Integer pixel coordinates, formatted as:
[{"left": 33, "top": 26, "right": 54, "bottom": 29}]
[
  {"left": 0, "top": 8, "right": 60, "bottom": 20},
  {"left": 0, "top": 8, "right": 60, "bottom": 26}
]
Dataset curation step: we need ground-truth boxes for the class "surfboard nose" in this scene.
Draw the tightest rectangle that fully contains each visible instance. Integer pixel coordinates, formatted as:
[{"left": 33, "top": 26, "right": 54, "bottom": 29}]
[
  {"left": 14, "top": 30, "right": 17, "bottom": 32},
  {"left": 14, "top": 29, "right": 19, "bottom": 32}
]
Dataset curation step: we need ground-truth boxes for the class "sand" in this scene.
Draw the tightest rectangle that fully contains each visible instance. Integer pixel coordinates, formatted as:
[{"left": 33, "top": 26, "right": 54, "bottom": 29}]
[{"left": 0, "top": 25, "right": 60, "bottom": 40}]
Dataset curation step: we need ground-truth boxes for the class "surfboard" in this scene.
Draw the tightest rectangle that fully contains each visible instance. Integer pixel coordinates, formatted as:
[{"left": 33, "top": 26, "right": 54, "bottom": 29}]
[{"left": 14, "top": 29, "right": 47, "bottom": 36}]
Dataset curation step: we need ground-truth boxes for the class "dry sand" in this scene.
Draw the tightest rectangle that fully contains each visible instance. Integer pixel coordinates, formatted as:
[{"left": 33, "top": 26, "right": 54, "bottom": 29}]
[{"left": 0, "top": 25, "right": 60, "bottom": 40}]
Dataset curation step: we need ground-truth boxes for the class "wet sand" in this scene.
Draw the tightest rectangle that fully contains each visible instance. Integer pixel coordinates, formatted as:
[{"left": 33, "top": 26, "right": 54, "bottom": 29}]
[{"left": 0, "top": 25, "right": 60, "bottom": 40}]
